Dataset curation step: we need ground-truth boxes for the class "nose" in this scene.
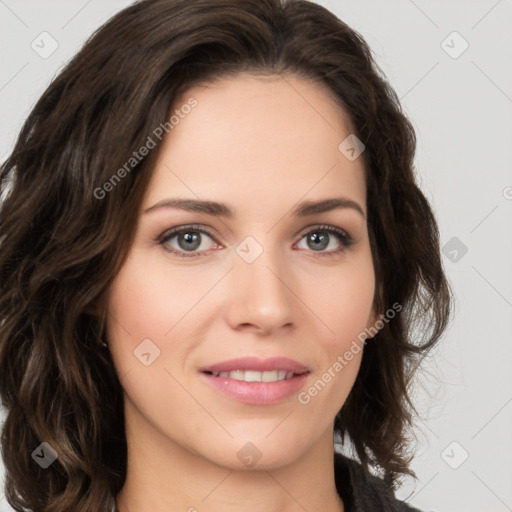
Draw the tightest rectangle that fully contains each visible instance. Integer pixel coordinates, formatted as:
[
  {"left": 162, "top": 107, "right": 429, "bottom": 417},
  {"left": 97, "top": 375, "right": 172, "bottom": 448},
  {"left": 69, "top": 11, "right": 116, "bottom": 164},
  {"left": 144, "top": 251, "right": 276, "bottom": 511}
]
[{"left": 225, "top": 239, "right": 295, "bottom": 335}]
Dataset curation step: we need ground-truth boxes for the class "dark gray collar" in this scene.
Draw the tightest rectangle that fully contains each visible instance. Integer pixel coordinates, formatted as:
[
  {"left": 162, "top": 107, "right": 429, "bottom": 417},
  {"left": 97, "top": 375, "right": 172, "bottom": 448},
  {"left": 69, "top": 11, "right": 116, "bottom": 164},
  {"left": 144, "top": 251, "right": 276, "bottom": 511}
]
[{"left": 334, "top": 451, "right": 423, "bottom": 512}]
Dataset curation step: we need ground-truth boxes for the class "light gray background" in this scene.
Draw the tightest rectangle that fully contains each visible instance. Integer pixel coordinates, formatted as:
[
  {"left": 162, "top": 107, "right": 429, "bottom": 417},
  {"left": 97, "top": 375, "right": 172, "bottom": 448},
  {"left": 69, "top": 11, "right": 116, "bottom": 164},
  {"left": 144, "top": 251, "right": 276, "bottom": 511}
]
[{"left": 1, "top": 1, "right": 511, "bottom": 511}]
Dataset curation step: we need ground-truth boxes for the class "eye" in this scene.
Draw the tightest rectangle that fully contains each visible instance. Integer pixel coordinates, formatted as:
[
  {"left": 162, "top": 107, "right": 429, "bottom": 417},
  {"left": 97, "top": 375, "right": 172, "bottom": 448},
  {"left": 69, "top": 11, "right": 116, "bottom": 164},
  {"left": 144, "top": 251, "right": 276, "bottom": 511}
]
[
  {"left": 295, "top": 225, "right": 354, "bottom": 257},
  {"left": 158, "top": 225, "right": 220, "bottom": 258}
]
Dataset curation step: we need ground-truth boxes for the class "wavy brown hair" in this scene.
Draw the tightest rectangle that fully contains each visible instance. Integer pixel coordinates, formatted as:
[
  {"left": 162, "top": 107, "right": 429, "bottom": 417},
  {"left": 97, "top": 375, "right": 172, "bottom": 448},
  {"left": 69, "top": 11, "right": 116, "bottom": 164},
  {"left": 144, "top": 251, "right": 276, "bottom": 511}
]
[{"left": 0, "top": 0, "right": 451, "bottom": 510}]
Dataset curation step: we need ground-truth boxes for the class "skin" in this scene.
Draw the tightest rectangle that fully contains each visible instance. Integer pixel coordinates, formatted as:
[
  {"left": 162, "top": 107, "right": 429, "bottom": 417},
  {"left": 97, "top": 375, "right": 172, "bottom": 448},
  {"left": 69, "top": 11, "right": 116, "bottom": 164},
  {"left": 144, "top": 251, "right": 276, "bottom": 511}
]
[{"left": 107, "top": 73, "right": 378, "bottom": 512}]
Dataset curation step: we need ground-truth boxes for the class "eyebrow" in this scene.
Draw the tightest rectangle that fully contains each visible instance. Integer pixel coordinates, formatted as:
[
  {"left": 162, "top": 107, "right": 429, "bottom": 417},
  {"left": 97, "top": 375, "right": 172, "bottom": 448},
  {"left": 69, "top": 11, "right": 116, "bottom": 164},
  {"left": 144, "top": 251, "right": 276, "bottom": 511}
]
[{"left": 143, "top": 197, "right": 365, "bottom": 219}]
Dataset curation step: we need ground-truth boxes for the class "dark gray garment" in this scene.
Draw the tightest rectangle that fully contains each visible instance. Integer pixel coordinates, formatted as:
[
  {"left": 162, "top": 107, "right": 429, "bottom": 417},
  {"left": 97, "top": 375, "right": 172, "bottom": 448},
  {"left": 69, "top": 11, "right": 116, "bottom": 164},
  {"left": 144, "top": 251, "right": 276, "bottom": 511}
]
[{"left": 334, "top": 451, "right": 424, "bottom": 512}]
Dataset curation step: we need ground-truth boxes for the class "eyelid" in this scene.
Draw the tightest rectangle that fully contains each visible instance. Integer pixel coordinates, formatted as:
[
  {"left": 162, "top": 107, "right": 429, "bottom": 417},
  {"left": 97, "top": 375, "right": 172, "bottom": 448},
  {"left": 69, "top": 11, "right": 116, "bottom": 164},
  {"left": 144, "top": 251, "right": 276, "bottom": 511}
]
[
  {"left": 296, "top": 223, "right": 351, "bottom": 240},
  {"left": 157, "top": 224, "right": 217, "bottom": 244}
]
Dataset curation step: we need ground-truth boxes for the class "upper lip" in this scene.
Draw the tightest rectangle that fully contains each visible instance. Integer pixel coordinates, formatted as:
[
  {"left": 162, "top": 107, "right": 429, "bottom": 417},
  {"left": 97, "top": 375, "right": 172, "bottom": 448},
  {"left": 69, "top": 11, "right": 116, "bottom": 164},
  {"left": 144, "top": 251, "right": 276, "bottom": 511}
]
[{"left": 199, "top": 357, "right": 310, "bottom": 374}]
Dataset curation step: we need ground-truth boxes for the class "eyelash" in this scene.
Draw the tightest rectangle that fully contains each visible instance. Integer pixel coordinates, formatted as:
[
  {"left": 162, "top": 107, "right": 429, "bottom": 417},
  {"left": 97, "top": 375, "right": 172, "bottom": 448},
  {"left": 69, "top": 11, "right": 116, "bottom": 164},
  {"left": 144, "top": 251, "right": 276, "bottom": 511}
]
[{"left": 157, "top": 224, "right": 355, "bottom": 259}]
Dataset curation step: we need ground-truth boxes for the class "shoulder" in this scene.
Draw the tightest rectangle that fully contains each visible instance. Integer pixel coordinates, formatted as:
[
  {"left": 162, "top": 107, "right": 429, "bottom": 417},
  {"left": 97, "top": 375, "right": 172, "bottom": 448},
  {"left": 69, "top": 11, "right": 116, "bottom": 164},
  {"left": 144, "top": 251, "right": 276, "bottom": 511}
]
[{"left": 334, "top": 451, "right": 424, "bottom": 512}]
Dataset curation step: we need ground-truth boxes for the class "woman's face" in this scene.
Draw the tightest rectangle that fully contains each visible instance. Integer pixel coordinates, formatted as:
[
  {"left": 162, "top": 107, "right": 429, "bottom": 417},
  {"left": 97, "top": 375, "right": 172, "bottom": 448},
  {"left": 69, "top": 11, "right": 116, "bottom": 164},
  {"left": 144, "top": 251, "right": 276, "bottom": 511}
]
[{"left": 106, "top": 73, "right": 377, "bottom": 470}]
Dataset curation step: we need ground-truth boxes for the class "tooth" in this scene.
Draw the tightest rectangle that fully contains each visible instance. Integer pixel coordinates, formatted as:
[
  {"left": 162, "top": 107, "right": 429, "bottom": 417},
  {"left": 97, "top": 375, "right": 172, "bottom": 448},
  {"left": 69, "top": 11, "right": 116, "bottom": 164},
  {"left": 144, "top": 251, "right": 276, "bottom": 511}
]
[
  {"left": 261, "top": 370, "right": 279, "bottom": 382},
  {"left": 244, "top": 370, "right": 262, "bottom": 382},
  {"left": 210, "top": 369, "right": 296, "bottom": 382}
]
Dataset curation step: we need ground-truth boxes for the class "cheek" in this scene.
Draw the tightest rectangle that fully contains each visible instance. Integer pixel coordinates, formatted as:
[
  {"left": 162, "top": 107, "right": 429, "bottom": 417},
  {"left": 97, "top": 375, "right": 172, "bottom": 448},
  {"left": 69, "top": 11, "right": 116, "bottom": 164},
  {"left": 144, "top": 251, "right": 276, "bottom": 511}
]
[
  {"left": 308, "top": 254, "right": 376, "bottom": 343},
  {"left": 107, "top": 249, "right": 207, "bottom": 339},
  {"left": 105, "top": 252, "right": 174, "bottom": 378},
  {"left": 105, "top": 255, "right": 194, "bottom": 418},
  {"left": 298, "top": 268, "right": 373, "bottom": 420},
  {"left": 105, "top": 249, "right": 227, "bottom": 388},
  {"left": 303, "top": 253, "right": 374, "bottom": 399}
]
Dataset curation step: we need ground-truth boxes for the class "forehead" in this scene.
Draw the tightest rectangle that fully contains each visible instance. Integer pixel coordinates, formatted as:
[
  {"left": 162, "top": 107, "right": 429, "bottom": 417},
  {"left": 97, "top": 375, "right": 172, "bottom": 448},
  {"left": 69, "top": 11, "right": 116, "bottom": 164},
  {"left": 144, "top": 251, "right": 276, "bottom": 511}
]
[{"left": 143, "top": 73, "right": 366, "bottom": 214}]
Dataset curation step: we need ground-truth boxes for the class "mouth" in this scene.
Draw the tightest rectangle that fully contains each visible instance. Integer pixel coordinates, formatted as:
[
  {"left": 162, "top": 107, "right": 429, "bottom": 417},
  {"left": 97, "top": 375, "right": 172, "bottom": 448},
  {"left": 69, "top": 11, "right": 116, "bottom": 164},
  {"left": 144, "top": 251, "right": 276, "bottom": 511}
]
[{"left": 198, "top": 357, "right": 311, "bottom": 405}]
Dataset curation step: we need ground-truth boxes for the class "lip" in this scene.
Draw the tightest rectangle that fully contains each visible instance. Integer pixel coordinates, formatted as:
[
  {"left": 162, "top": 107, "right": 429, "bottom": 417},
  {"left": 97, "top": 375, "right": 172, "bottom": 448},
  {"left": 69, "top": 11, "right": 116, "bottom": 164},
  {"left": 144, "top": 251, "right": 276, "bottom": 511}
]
[
  {"left": 200, "top": 372, "right": 310, "bottom": 405},
  {"left": 198, "top": 356, "right": 310, "bottom": 374},
  {"left": 198, "top": 357, "right": 310, "bottom": 405}
]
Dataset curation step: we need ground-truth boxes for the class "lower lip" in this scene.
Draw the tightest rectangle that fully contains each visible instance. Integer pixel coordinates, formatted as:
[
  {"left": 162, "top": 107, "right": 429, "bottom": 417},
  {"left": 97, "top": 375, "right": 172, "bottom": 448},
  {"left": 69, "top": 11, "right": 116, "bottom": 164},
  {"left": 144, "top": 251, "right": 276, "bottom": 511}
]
[{"left": 200, "top": 372, "right": 310, "bottom": 405}]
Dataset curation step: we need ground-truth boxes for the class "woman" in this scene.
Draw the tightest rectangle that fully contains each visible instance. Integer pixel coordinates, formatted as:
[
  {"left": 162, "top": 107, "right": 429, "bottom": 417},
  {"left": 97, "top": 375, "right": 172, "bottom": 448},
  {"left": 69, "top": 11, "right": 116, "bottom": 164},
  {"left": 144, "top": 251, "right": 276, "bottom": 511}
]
[{"left": 0, "top": 0, "right": 451, "bottom": 511}]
